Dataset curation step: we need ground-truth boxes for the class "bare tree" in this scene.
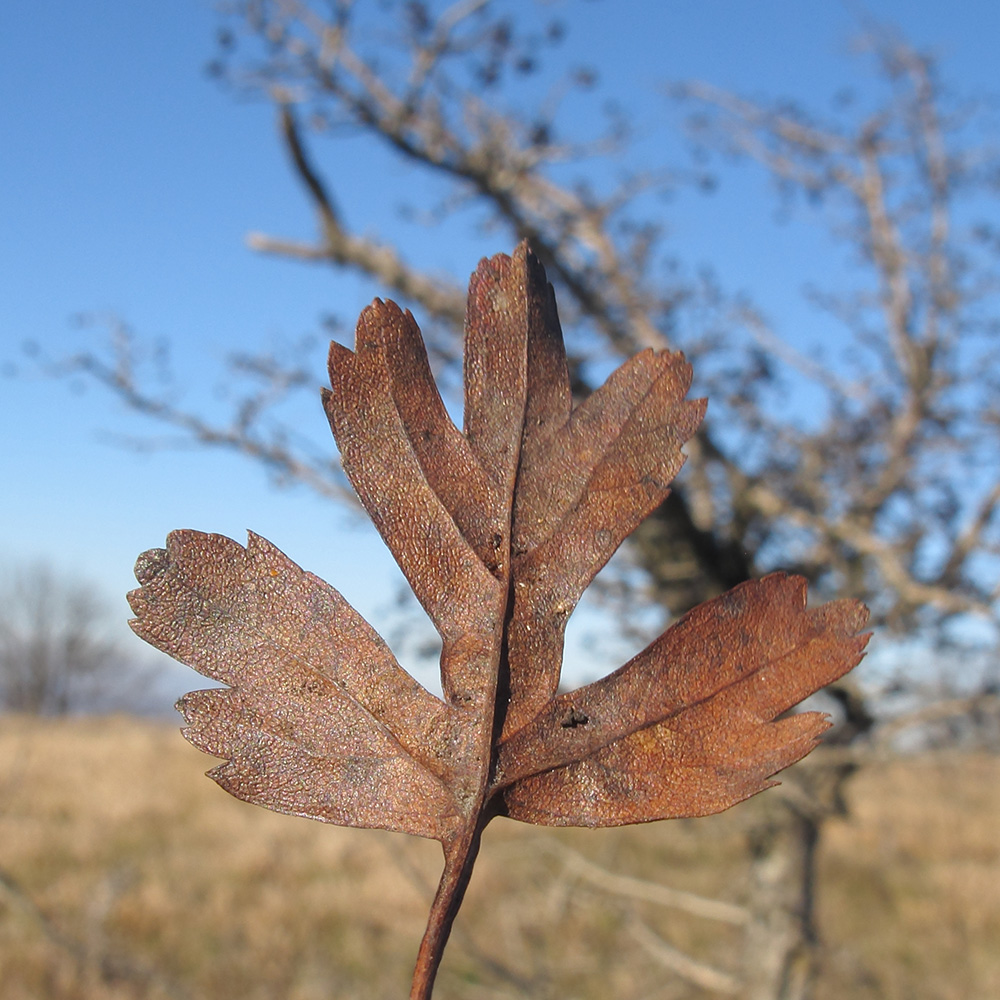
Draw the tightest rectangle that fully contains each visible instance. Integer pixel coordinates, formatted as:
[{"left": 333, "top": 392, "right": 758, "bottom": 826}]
[
  {"left": 0, "top": 563, "right": 127, "bottom": 714},
  {"left": 55, "top": 3, "right": 999, "bottom": 642},
  {"left": 36, "top": 3, "right": 1000, "bottom": 997},
  {"left": 673, "top": 35, "right": 1000, "bottom": 634},
  {"left": 664, "top": 36, "right": 999, "bottom": 998}
]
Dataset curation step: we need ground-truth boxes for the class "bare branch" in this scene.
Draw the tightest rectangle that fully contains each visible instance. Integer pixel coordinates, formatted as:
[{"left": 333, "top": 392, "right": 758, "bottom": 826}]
[
  {"left": 628, "top": 915, "right": 741, "bottom": 995},
  {"left": 56, "top": 318, "right": 352, "bottom": 504},
  {"left": 250, "top": 103, "right": 467, "bottom": 326},
  {"left": 545, "top": 841, "right": 749, "bottom": 927}
]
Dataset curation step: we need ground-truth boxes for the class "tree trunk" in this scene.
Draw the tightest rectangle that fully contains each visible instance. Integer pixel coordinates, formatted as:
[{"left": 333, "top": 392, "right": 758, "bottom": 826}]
[
  {"left": 741, "top": 686, "right": 871, "bottom": 1000},
  {"left": 742, "top": 803, "right": 820, "bottom": 1000}
]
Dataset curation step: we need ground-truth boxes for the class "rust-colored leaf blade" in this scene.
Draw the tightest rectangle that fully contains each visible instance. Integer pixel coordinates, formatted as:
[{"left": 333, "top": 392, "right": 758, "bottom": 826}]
[
  {"left": 497, "top": 574, "right": 870, "bottom": 825},
  {"left": 323, "top": 300, "right": 510, "bottom": 715},
  {"left": 341, "top": 299, "right": 504, "bottom": 569},
  {"left": 127, "top": 530, "right": 460, "bottom": 839},
  {"left": 324, "top": 305, "right": 503, "bottom": 642}
]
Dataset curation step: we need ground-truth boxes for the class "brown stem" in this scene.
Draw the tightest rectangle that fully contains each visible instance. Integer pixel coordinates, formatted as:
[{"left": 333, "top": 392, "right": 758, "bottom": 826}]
[{"left": 410, "top": 821, "right": 485, "bottom": 1000}]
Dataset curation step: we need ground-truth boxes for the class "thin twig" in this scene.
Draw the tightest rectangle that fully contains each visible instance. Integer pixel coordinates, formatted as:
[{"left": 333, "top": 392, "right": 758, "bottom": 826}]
[
  {"left": 628, "top": 914, "right": 741, "bottom": 995},
  {"left": 543, "top": 840, "right": 749, "bottom": 926}
]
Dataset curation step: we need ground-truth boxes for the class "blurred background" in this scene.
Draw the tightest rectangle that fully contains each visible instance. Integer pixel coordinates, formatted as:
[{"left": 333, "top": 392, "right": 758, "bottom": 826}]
[{"left": 2, "top": 1, "right": 998, "bottom": 998}]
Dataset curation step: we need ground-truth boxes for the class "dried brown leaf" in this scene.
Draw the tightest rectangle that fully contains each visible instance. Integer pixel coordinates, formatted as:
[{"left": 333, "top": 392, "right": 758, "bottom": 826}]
[{"left": 128, "top": 243, "right": 870, "bottom": 999}]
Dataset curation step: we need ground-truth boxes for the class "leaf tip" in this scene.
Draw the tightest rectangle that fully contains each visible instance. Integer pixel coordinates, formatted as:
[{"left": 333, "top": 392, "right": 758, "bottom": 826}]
[{"left": 132, "top": 546, "right": 169, "bottom": 587}]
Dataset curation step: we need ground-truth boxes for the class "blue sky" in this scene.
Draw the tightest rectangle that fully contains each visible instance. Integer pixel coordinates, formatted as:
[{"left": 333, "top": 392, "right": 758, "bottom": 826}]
[{"left": 3, "top": 0, "right": 998, "bottom": 699}]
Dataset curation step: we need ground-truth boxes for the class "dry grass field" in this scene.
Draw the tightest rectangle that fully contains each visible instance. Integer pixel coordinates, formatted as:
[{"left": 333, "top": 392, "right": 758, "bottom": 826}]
[{"left": 1, "top": 715, "right": 997, "bottom": 1000}]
